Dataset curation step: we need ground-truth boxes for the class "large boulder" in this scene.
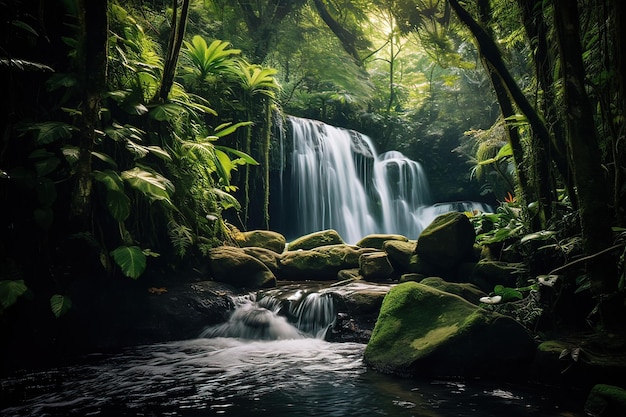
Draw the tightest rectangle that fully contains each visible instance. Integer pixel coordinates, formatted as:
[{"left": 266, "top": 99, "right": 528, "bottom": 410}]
[
  {"left": 363, "top": 281, "right": 535, "bottom": 378},
  {"left": 279, "top": 244, "right": 372, "bottom": 280},
  {"left": 415, "top": 212, "right": 476, "bottom": 271},
  {"left": 357, "top": 234, "right": 409, "bottom": 250},
  {"left": 234, "top": 230, "right": 286, "bottom": 254},
  {"left": 287, "top": 229, "right": 344, "bottom": 251},
  {"left": 209, "top": 246, "right": 277, "bottom": 288}
]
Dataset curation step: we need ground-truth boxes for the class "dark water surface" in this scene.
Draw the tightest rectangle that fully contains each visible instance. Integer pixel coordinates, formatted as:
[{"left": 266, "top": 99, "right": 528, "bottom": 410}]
[{"left": 1, "top": 338, "right": 585, "bottom": 416}]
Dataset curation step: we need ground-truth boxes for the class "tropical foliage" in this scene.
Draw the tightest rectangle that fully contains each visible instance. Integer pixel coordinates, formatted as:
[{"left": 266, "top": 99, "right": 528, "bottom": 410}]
[{"left": 0, "top": 0, "right": 624, "bottom": 335}]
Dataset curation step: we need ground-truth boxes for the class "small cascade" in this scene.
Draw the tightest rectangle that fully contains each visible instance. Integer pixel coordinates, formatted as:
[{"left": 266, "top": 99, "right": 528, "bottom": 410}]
[
  {"left": 290, "top": 292, "right": 337, "bottom": 339},
  {"left": 199, "top": 294, "right": 303, "bottom": 340},
  {"left": 199, "top": 290, "right": 337, "bottom": 341}
]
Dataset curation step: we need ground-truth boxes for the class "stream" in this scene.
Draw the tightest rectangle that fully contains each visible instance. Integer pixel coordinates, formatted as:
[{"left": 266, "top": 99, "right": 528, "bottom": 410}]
[
  {"left": 1, "top": 289, "right": 586, "bottom": 417},
  {"left": 0, "top": 338, "right": 586, "bottom": 417}
]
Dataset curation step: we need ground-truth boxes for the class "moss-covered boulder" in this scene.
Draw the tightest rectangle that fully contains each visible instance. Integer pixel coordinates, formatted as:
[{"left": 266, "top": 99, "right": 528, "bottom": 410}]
[
  {"left": 359, "top": 252, "right": 394, "bottom": 281},
  {"left": 287, "top": 229, "right": 344, "bottom": 251},
  {"left": 383, "top": 240, "right": 416, "bottom": 272},
  {"left": 357, "top": 234, "right": 409, "bottom": 250},
  {"left": 415, "top": 212, "right": 476, "bottom": 271},
  {"left": 585, "top": 384, "right": 626, "bottom": 417},
  {"left": 241, "top": 247, "right": 282, "bottom": 275},
  {"left": 420, "top": 277, "right": 486, "bottom": 305},
  {"left": 363, "top": 281, "right": 535, "bottom": 378},
  {"left": 279, "top": 244, "right": 372, "bottom": 280},
  {"left": 234, "top": 230, "right": 286, "bottom": 254},
  {"left": 208, "top": 247, "right": 277, "bottom": 288}
]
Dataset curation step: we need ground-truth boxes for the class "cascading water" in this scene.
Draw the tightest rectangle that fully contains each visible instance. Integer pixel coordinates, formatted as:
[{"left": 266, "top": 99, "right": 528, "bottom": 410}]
[
  {"left": 274, "top": 117, "right": 491, "bottom": 244},
  {"left": 199, "top": 290, "right": 337, "bottom": 341}
]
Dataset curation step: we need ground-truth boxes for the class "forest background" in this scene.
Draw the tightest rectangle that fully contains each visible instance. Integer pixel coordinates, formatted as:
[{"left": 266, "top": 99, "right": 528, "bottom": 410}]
[{"left": 1, "top": 0, "right": 625, "bottom": 333}]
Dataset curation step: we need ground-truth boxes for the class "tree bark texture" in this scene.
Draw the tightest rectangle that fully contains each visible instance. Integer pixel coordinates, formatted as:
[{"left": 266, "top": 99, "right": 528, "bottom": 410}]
[
  {"left": 71, "top": 0, "right": 108, "bottom": 229},
  {"left": 552, "top": 0, "right": 616, "bottom": 295}
]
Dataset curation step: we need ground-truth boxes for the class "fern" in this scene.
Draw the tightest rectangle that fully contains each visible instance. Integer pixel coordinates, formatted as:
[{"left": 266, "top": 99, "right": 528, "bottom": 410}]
[{"left": 168, "top": 220, "right": 194, "bottom": 257}]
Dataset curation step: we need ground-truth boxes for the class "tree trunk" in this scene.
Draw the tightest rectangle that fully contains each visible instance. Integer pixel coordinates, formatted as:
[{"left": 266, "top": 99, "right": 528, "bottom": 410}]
[
  {"left": 448, "top": 0, "right": 569, "bottom": 190},
  {"left": 552, "top": 0, "right": 616, "bottom": 297},
  {"left": 71, "top": 0, "right": 108, "bottom": 229},
  {"left": 476, "top": 0, "right": 535, "bottom": 220},
  {"left": 312, "top": 0, "right": 362, "bottom": 64},
  {"left": 156, "top": 0, "right": 190, "bottom": 102}
]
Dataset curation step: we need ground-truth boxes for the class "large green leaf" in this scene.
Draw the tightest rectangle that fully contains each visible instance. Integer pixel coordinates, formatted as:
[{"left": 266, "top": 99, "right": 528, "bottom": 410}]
[
  {"left": 22, "top": 121, "right": 76, "bottom": 145},
  {"left": 0, "top": 280, "right": 28, "bottom": 311},
  {"left": 110, "top": 245, "right": 146, "bottom": 279},
  {"left": 50, "top": 294, "right": 72, "bottom": 318},
  {"left": 121, "top": 167, "right": 175, "bottom": 204},
  {"left": 93, "top": 169, "right": 125, "bottom": 193},
  {"left": 149, "top": 103, "right": 185, "bottom": 121}
]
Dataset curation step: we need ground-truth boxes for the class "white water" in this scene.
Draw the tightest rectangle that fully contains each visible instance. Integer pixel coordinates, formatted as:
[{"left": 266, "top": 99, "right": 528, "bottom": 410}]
[
  {"left": 199, "top": 291, "right": 337, "bottom": 341},
  {"left": 278, "top": 117, "right": 491, "bottom": 243}
]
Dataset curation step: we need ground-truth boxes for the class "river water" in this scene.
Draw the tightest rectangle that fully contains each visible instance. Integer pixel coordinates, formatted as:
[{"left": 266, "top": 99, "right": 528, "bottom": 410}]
[{"left": 0, "top": 337, "right": 585, "bottom": 417}]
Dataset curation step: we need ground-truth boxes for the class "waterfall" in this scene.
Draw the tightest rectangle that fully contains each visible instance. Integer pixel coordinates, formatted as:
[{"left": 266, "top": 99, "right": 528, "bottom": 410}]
[
  {"left": 274, "top": 117, "right": 433, "bottom": 243},
  {"left": 199, "top": 291, "right": 337, "bottom": 341},
  {"left": 271, "top": 116, "right": 493, "bottom": 243}
]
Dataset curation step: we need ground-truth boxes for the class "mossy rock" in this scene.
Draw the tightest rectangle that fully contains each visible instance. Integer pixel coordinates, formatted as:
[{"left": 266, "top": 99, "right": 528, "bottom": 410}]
[
  {"left": 357, "top": 234, "right": 409, "bottom": 250},
  {"left": 383, "top": 240, "right": 416, "bottom": 272},
  {"left": 234, "top": 230, "right": 286, "bottom": 254},
  {"left": 585, "top": 384, "right": 626, "bottom": 417},
  {"left": 359, "top": 252, "right": 394, "bottom": 282},
  {"left": 415, "top": 212, "right": 476, "bottom": 270},
  {"left": 420, "top": 277, "right": 486, "bottom": 305},
  {"left": 208, "top": 246, "right": 277, "bottom": 289},
  {"left": 287, "top": 229, "right": 344, "bottom": 251},
  {"left": 364, "top": 281, "right": 534, "bottom": 378},
  {"left": 279, "top": 244, "right": 371, "bottom": 280}
]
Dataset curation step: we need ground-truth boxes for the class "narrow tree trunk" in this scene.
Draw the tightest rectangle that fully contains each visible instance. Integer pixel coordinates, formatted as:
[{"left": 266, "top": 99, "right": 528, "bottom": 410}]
[
  {"left": 552, "top": 0, "right": 616, "bottom": 297},
  {"left": 156, "top": 0, "right": 190, "bottom": 102},
  {"left": 71, "top": 0, "right": 108, "bottom": 229},
  {"left": 476, "top": 0, "right": 535, "bottom": 221}
]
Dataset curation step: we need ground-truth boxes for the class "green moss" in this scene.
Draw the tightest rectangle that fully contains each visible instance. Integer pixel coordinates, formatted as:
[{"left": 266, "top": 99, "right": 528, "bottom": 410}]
[{"left": 364, "top": 281, "right": 483, "bottom": 371}]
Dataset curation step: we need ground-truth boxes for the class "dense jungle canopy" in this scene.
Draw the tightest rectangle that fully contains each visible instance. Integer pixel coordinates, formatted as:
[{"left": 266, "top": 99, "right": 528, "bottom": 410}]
[{"left": 0, "top": 0, "right": 625, "bottom": 332}]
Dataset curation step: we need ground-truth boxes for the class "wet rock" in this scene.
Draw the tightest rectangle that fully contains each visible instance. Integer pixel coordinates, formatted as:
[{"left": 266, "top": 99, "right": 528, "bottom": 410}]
[
  {"left": 287, "top": 229, "right": 344, "bottom": 251},
  {"left": 415, "top": 212, "right": 476, "bottom": 271},
  {"left": 364, "top": 281, "right": 535, "bottom": 378},
  {"left": 209, "top": 246, "right": 277, "bottom": 288},
  {"left": 357, "top": 234, "right": 409, "bottom": 250}
]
